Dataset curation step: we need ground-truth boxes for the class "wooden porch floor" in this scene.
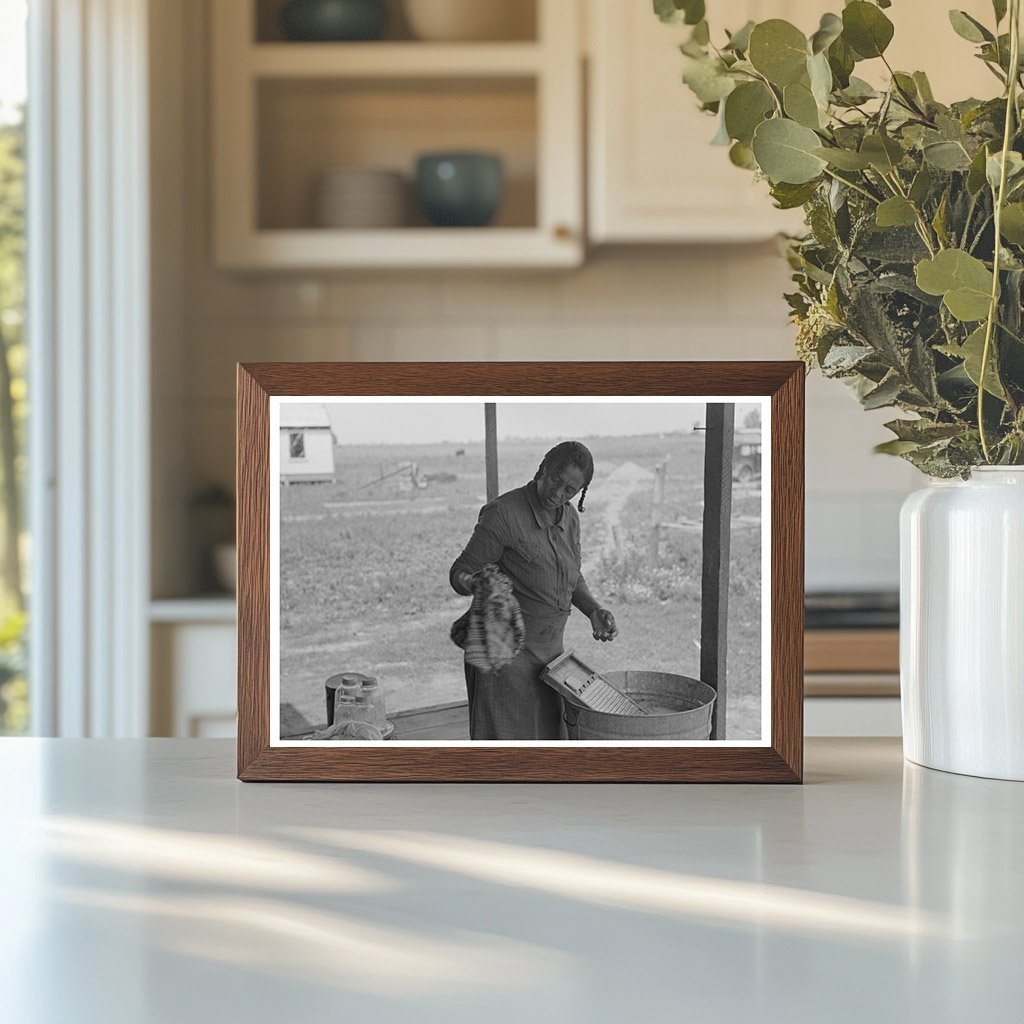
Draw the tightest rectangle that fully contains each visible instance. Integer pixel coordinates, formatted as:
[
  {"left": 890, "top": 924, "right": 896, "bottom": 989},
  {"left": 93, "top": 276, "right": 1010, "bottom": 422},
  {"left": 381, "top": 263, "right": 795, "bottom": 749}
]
[{"left": 281, "top": 700, "right": 470, "bottom": 741}]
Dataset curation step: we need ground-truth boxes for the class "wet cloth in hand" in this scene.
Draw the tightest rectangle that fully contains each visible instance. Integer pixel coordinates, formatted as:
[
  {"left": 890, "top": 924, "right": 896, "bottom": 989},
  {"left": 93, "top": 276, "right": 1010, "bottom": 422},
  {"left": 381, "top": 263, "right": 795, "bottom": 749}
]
[{"left": 450, "top": 564, "right": 526, "bottom": 673}]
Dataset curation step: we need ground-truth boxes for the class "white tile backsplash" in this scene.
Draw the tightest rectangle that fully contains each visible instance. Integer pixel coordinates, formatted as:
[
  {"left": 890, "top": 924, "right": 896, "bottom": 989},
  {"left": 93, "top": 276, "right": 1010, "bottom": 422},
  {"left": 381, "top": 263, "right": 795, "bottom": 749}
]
[{"left": 182, "top": 249, "right": 918, "bottom": 591}]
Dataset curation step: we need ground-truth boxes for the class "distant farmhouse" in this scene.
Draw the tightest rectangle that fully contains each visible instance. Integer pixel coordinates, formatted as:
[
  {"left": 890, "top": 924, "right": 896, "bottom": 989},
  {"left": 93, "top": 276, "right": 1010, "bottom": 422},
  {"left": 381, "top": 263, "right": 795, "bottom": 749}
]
[{"left": 280, "top": 404, "right": 336, "bottom": 485}]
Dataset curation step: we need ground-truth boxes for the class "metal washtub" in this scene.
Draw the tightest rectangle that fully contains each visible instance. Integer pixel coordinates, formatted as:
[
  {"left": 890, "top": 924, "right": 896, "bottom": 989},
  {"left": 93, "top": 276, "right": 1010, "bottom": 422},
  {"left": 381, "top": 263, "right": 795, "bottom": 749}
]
[{"left": 562, "top": 670, "right": 717, "bottom": 740}]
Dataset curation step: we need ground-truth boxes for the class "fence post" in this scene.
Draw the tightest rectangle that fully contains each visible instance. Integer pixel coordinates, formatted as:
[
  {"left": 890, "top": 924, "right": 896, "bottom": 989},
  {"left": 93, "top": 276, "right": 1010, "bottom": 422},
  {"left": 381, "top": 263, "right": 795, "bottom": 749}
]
[
  {"left": 484, "top": 404, "right": 498, "bottom": 502},
  {"left": 647, "top": 457, "right": 667, "bottom": 566},
  {"left": 701, "top": 405, "right": 734, "bottom": 740}
]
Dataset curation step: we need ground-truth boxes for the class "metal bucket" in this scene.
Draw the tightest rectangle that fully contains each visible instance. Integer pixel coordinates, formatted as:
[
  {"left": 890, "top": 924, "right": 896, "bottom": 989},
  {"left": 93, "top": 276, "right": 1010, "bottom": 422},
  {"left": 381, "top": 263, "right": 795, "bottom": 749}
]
[{"left": 563, "top": 670, "right": 716, "bottom": 740}]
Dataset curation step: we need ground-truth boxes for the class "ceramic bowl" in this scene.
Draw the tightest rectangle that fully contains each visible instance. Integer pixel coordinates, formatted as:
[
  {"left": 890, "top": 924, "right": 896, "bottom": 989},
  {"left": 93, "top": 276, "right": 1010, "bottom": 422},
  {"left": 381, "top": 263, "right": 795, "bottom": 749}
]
[
  {"left": 281, "top": 0, "right": 388, "bottom": 42},
  {"left": 403, "top": 0, "right": 534, "bottom": 42},
  {"left": 414, "top": 152, "right": 504, "bottom": 227}
]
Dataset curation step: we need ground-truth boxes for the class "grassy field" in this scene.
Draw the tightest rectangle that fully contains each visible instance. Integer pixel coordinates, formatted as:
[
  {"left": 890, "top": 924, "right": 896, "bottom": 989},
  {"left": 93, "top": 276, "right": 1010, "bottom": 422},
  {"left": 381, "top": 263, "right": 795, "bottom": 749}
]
[{"left": 279, "top": 431, "right": 763, "bottom": 738}]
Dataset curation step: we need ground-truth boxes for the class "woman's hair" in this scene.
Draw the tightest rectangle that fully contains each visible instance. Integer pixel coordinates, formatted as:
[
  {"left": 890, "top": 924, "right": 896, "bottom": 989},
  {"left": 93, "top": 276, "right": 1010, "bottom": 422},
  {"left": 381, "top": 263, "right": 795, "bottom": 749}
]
[{"left": 534, "top": 441, "right": 595, "bottom": 512}]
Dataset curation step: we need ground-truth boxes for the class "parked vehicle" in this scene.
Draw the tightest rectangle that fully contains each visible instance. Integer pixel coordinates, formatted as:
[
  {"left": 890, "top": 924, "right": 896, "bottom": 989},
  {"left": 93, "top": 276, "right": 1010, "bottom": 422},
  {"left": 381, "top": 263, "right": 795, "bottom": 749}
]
[{"left": 733, "top": 432, "right": 761, "bottom": 484}]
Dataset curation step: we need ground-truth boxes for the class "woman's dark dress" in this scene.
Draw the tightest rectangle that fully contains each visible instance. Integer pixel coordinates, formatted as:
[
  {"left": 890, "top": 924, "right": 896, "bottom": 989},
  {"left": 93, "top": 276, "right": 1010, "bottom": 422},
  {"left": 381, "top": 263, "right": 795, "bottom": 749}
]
[{"left": 450, "top": 480, "right": 586, "bottom": 740}]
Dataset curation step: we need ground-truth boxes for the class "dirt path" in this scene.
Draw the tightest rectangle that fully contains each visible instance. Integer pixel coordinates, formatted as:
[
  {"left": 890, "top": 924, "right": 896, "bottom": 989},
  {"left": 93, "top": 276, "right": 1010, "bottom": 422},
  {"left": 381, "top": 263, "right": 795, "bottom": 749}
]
[{"left": 583, "top": 461, "right": 654, "bottom": 575}]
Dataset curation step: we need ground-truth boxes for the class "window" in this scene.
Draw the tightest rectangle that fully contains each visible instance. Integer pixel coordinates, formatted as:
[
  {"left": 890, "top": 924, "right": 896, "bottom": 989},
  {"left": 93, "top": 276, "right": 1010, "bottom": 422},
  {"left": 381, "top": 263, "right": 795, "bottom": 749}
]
[
  {"left": 0, "top": 0, "right": 27, "bottom": 735},
  {"left": 289, "top": 431, "right": 305, "bottom": 460}
]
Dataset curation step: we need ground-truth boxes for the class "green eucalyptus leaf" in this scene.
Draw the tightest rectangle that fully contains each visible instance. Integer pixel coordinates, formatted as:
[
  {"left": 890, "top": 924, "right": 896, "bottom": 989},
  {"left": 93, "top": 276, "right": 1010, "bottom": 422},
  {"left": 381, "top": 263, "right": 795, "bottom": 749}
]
[
  {"left": 923, "top": 140, "right": 973, "bottom": 171},
  {"left": 993, "top": 0, "right": 1008, "bottom": 24},
  {"left": 986, "top": 150, "right": 1024, "bottom": 190},
  {"left": 724, "top": 20, "right": 755, "bottom": 53},
  {"left": 729, "top": 140, "right": 758, "bottom": 169},
  {"left": 842, "top": 1, "right": 895, "bottom": 59},
  {"left": 771, "top": 179, "right": 820, "bottom": 209},
  {"left": 725, "top": 58, "right": 757, "bottom": 76},
  {"left": 860, "top": 133, "right": 904, "bottom": 173},
  {"left": 784, "top": 80, "right": 824, "bottom": 129},
  {"left": 751, "top": 118, "right": 828, "bottom": 184},
  {"left": 876, "top": 196, "right": 918, "bottom": 228},
  {"left": 748, "top": 20, "right": 809, "bottom": 86},
  {"left": 884, "top": 418, "right": 963, "bottom": 443},
  {"left": 1000, "top": 203, "right": 1024, "bottom": 244},
  {"left": 915, "top": 249, "right": 994, "bottom": 322},
  {"left": 862, "top": 374, "right": 903, "bottom": 409},
  {"left": 967, "top": 144, "right": 992, "bottom": 193},
  {"left": 684, "top": 0, "right": 706, "bottom": 26},
  {"left": 913, "top": 71, "right": 935, "bottom": 104},
  {"left": 932, "top": 190, "right": 950, "bottom": 247},
  {"left": 875, "top": 438, "right": 921, "bottom": 455},
  {"left": 948, "top": 10, "right": 994, "bottom": 44},
  {"left": 810, "top": 12, "right": 843, "bottom": 54},
  {"left": 808, "top": 52, "right": 833, "bottom": 108},
  {"left": 827, "top": 35, "right": 856, "bottom": 88},
  {"left": 837, "top": 76, "right": 879, "bottom": 104},
  {"left": 939, "top": 325, "right": 1006, "bottom": 397},
  {"left": 683, "top": 57, "right": 737, "bottom": 104},
  {"left": 692, "top": 19, "right": 710, "bottom": 45},
  {"left": 909, "top": 165, "right": 934, "bottom": 205},
  {"left": 724, "top": 81, "right": 775, "bottom": 144},
  {"left": 813, "top": 145, "right": 872, "bottom": 170},
  {"left": 654, "top": 0, "right": 705, "bottom": 26},
  {"left": 892, "top": 72, "right": 921, "bottom": 107}
]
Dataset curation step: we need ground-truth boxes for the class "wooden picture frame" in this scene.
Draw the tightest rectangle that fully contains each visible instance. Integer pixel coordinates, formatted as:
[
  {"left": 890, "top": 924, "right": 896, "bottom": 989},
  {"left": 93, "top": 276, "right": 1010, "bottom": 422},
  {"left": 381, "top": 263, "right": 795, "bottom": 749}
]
[{"left": 237, "top": 362, "right": 804, "bottom": 782}]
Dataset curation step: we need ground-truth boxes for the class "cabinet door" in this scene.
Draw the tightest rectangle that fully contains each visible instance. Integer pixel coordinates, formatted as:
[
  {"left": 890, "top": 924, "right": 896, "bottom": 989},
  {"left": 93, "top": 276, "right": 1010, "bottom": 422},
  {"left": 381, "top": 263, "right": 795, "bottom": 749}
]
[
  {"left": 588, "top": 0, "right": 995, "bottom": 244},
  {"left": 587, "top": 0, "right": 810, "bottom": 242}
]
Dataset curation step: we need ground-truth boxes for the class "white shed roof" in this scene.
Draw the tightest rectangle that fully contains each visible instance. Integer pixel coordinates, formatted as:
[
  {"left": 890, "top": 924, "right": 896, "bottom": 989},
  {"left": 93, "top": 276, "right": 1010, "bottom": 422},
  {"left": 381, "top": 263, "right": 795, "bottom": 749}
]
[{"left": 280, "top": 404, "right": 332, "bottom": 429}]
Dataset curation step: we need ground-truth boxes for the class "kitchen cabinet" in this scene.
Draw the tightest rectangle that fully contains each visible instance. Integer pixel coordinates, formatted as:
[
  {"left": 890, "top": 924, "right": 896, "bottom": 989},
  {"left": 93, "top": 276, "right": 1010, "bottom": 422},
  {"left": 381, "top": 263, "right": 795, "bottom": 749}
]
[
  {"left": 586, "top": 0, "right": 999, "bottom": 244},
  {"left": 587, "top": 0, "right": 811, "bottom": 243},
  {"left": 150, "top": 600, "right": 237, "bottom": 737},
  {"left": 211, "top": 0, "right": 583, "bottom": 268}
]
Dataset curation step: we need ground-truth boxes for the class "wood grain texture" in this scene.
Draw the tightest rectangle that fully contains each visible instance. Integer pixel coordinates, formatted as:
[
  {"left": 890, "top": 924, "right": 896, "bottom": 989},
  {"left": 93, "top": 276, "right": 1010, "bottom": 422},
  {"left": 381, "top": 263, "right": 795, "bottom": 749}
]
[
  {"left": 770, "top": 364, "right": 805, "bottom": 782},
  {"left": 237, "top": 366, "right": 271, "bottom": 777},
  {"left": 236, "top": 361, "right": 805, "bottom": 783}
]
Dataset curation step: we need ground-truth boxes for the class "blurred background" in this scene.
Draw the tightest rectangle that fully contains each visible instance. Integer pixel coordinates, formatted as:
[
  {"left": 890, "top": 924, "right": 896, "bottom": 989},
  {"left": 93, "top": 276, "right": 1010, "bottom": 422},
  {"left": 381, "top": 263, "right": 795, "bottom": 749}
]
[{"left": 0, "top": 0, "right": 997, "bottom": 739}]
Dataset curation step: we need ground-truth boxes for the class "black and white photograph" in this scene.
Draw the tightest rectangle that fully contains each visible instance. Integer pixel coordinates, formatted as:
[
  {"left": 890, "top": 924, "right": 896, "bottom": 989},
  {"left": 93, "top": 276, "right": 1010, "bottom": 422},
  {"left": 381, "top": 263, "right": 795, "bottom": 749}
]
[{"left": 270, "top": 397, "right": 770, "bottom": 746}]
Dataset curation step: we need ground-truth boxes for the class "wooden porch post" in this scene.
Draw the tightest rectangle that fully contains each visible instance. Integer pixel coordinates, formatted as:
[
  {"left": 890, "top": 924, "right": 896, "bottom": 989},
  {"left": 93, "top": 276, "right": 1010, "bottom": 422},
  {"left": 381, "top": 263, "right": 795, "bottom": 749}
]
[
  {"left": 701, "top": 404, "right": 734, "bottom": 740},
  {"left": 484, "top": 403, "right": 499, "bottom": 501}
]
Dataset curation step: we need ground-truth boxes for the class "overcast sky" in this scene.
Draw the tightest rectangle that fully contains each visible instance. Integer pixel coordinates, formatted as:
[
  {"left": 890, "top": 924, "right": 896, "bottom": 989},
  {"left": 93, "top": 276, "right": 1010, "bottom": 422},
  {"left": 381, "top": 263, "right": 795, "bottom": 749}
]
[{"left": 279, "top": 399, "right": 764, "bottom": 446}]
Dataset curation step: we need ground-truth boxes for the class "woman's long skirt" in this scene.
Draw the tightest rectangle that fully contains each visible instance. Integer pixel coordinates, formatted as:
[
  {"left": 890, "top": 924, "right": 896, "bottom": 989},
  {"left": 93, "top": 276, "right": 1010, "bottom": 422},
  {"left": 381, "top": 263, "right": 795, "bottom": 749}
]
[{"left": 463, "top": 609, "right": 568, "bottom": 740}]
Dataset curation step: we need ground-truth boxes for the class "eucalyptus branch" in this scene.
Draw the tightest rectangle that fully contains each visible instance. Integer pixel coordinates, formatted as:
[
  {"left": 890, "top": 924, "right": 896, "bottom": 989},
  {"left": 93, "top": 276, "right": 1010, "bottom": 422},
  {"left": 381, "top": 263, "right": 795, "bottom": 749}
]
[
  {"left": 884, "top": 170, "right": 939, "bottom": 255},
  {"left": 979, "top": 0, "right": 1021, "bottom": 461},
  {"left": 749, "top": 68, "right": 784, "bottom": 117},
  {"left": 969, "top": 213, "right": 994, "bottom": 253},
  {"left": 822, "top": 167, "right": 881, "bottom": 205}
]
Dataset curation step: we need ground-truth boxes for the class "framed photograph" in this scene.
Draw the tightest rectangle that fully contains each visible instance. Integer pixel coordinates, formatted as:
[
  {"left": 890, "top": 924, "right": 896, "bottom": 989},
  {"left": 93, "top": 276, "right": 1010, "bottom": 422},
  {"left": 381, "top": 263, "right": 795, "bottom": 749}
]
[{"left": 237, "top": 362, "right": 804, "bottom": 782}]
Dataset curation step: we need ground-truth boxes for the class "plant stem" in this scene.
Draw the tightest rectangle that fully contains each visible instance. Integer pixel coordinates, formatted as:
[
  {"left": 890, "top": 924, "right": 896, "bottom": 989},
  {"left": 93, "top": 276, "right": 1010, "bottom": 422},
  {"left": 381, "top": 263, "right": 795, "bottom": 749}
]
[
  {"left": 822, "top": 167, "right": 880, "bottom": 205},
  {"left": 884, "top": 171, "right": 939, "bottom": 254},
  {"left": 979, "top": 0, "right": 1021, "bottom": 462}
]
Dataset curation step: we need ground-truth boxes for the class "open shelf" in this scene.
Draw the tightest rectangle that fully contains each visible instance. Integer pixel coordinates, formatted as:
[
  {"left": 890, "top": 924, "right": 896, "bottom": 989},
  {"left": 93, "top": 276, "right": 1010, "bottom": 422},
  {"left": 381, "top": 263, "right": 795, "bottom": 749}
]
[
  {"left": 213, "top": 0, "right": 581, "bottom": 268},
  {"left": 249, "top": 42, "right": 544, "bottom": 77},
  {"left": 257, "top": 76, "right": 537, "bottom": 232},
  {"left": 254, "top": 0, "right": 539, "bottom": 44}
]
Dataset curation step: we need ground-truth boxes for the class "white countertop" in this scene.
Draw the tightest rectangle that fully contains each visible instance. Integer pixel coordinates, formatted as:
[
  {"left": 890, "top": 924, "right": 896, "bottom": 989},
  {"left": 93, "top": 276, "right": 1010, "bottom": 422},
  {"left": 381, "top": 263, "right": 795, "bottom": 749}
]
[{"left": 1, "top": 738, "right": 1020, "bottom": 1023}]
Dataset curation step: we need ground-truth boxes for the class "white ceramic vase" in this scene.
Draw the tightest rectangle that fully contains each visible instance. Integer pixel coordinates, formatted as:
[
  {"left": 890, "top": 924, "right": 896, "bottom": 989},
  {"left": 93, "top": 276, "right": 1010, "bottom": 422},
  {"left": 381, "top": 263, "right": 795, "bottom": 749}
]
[{"left": 900, "top": 467, "right": 1024, "bottom": 781}]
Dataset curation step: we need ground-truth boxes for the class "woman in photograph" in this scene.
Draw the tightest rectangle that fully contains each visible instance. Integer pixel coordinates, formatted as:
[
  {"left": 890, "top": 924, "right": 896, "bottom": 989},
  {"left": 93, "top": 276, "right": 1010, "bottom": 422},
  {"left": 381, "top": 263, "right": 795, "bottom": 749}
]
[{"left": 449, "top": 441, "right": 618, "bottom": 740}]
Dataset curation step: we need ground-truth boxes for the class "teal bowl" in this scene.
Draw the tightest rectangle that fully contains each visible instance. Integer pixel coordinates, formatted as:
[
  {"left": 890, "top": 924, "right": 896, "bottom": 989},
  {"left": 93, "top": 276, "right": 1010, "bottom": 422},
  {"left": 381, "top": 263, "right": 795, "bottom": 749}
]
[
  {"left": 281, "top": 0, "right": 388, "bottom": 42},
  {"left": 415, "top": 153, "right": 505, "bottom": 227}
]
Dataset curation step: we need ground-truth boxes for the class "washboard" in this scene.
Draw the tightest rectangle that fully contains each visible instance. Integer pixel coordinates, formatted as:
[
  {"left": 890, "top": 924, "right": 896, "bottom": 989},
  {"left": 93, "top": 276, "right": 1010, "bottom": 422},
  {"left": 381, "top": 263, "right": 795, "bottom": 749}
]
[{"left": 541, "top": 651, "right": 647, "bottom": 717}]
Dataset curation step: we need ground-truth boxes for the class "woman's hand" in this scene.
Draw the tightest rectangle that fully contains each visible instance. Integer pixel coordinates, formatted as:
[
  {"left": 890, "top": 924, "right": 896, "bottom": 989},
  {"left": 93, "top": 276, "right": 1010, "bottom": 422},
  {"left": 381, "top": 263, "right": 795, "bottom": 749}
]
[
  {"left": 590, "top": 608, "right": 618, "bottom": 642},
  {"left": 454, "top": 570, "right": 479, "bottom": 596}
]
